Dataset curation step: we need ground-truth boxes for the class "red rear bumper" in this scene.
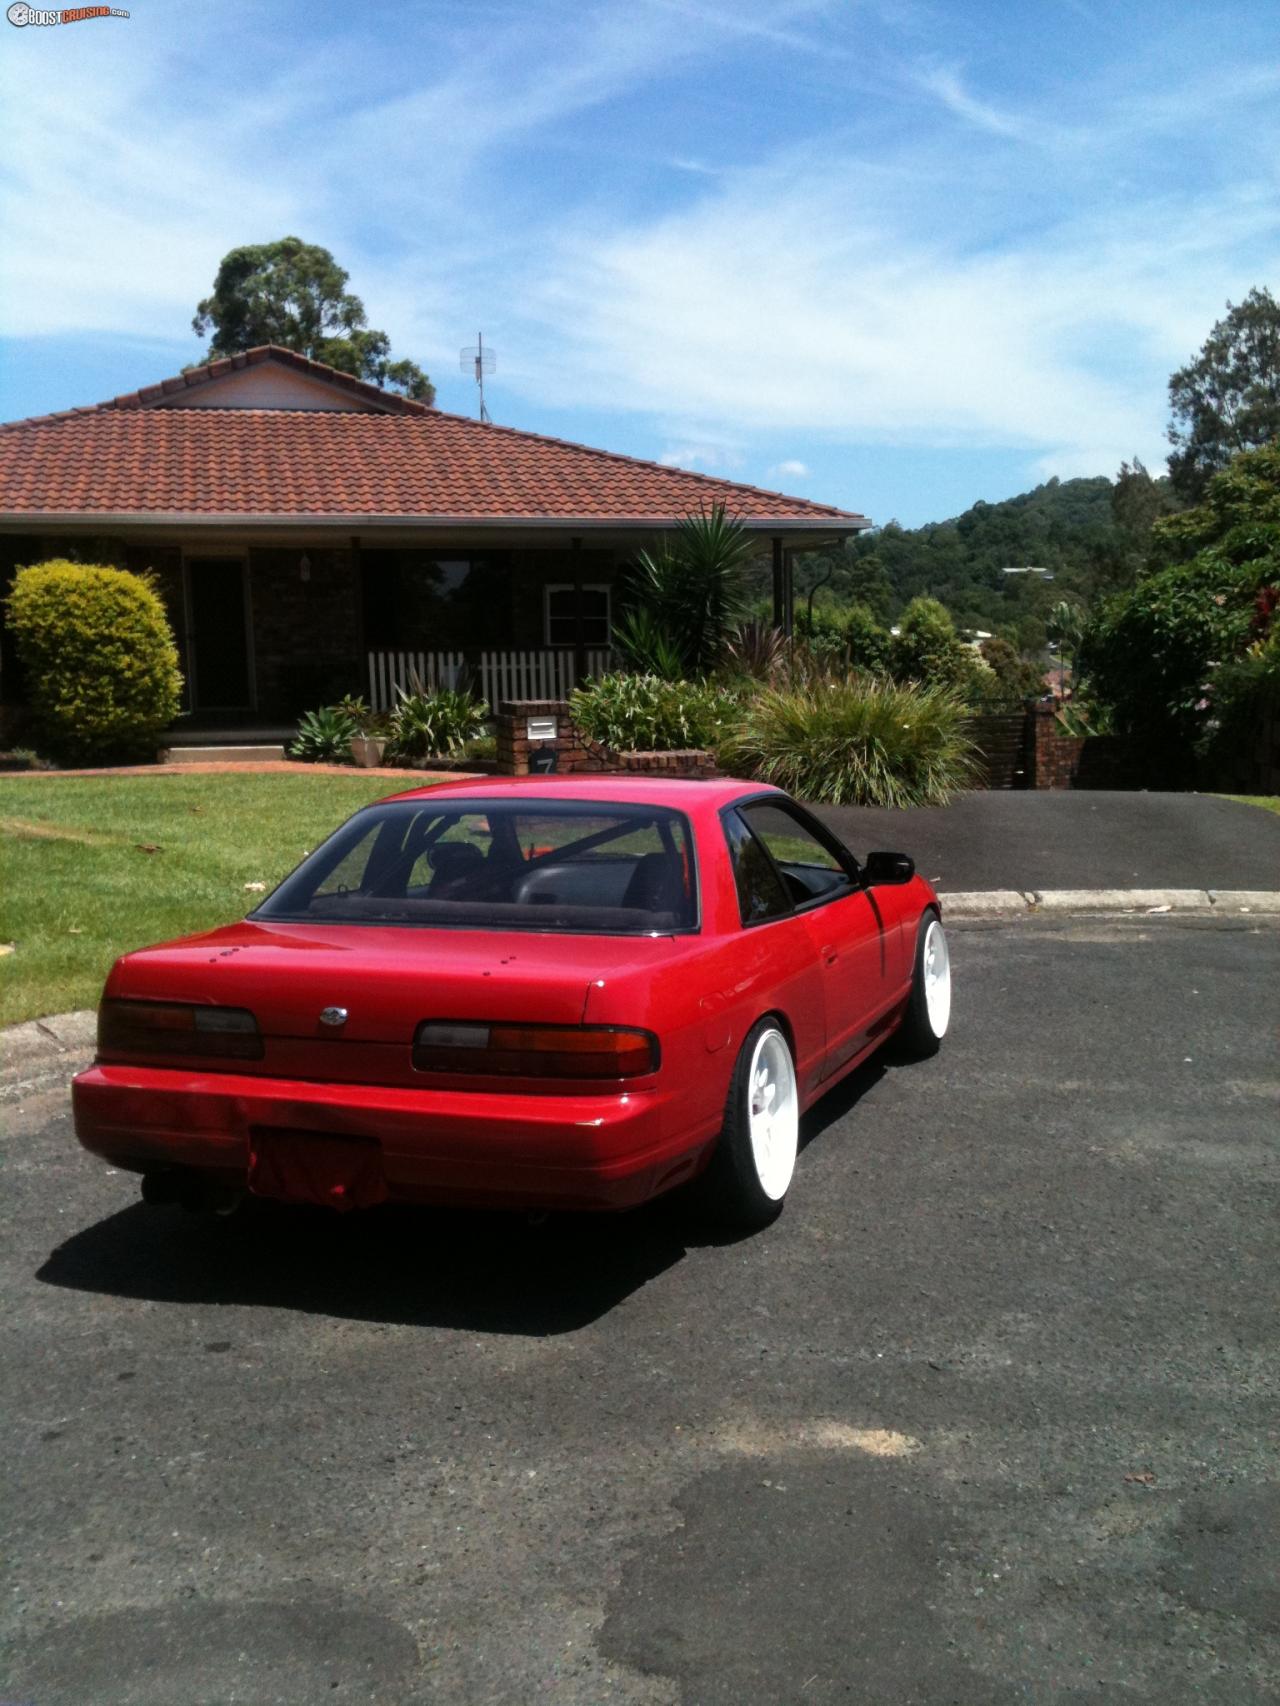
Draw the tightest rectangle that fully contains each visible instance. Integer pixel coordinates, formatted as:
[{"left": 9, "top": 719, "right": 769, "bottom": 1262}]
[{"left": 71, "top": 1063, "right": 716, "bottom": 1212}]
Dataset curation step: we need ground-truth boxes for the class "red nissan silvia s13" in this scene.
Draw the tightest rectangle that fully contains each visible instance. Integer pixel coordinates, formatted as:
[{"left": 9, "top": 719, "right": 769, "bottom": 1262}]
[{"left": 72, "top": 776, "right": 951, "bottom": 1230}]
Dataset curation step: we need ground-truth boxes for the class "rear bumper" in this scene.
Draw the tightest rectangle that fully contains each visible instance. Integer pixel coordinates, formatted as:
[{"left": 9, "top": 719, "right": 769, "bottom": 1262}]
[{"left": 71, "top": 1063, "right": 716, "bottom": 1211}]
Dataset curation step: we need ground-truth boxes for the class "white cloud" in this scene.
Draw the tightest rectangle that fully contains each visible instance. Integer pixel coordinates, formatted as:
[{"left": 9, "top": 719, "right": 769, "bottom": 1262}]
[
  {"left": 516, "top": 155, "right": 1278, "bottom": 477},
  {"left": 769, "top": 459, "right": 811, "bottom": 479},
  {"left": 658, "top": 441, "right": 744, "bottom": 471},
  {"left": 912, "top": 64, "right": 1031, "bottom": 140}
]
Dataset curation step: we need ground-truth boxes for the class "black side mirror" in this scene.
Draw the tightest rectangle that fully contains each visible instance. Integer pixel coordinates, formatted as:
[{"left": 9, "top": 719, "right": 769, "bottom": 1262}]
[{"left": 863, "top": 850, "right": 915, "bottom": 886}]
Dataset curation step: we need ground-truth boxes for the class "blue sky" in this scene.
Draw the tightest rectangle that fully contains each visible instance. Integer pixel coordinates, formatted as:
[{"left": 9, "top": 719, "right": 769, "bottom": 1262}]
[{"left": 1, "top": 0, "right": 1276, "bottom": 526}]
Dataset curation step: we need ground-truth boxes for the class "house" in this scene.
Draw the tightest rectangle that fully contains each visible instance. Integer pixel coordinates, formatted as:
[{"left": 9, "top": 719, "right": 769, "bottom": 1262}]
[{"left": 0, "top": 347, "right": 869, "bottom": 733}]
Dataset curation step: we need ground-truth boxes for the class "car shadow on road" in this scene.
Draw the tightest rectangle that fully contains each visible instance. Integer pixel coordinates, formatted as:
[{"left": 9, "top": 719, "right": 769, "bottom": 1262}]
[
  {"left": 37, "top": 1056, "right": 890, "bottom": 1336},
  {"left": 36, "top": 1194, "right": 700, "bottom": 1334},
  {"left": 799, "top": 1053, "right": 889, "bottom": 1154}
]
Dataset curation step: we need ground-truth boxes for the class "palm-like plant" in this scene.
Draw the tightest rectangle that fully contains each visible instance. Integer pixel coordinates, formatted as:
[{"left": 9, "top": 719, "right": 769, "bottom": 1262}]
[
  {"left": 1046, "top": 600, "right": 1085, "bottom": 695},
  {"left": 621, "top": 505, "right": 755, "bottom": 677}
]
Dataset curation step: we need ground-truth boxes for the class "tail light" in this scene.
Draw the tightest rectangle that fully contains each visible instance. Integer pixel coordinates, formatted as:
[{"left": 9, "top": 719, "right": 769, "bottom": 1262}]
[
  {"left": 413, "top": 1021, "right": 658, "bottom": 1080},
  {"left": 98, "top": 999, "right": 264, "bottom": 1061}
]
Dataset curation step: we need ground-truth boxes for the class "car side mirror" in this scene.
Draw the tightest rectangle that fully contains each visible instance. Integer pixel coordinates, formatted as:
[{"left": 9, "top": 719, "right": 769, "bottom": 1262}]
[{"left": 863, "top": 850, "right": 915, "bottom": 886}]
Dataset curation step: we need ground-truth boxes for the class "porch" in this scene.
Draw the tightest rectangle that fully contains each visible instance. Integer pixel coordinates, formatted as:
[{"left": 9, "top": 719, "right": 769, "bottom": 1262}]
[{"left": 124, "top": 538, "right": 627, "bottom": 724}]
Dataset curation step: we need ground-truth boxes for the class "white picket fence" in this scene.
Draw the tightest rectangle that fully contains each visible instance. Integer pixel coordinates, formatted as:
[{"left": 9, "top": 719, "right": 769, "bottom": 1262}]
[{"left": 367, "top": 648, "right": 612, "bottom": 712}]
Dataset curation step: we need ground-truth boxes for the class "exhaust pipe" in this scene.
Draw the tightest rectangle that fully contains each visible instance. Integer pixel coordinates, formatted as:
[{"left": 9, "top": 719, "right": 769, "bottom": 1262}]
[{"left": 140, "top": 1170, "right": 244, "bottom": 1216}]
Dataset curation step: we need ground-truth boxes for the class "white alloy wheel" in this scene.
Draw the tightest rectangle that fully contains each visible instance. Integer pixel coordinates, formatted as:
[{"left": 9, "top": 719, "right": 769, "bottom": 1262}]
[
  {"left": 746, "top": 1027, "right": 799, "bottom": 1201},
  {"left": 922, "top": 918, "right": 951, "bottom": 1038}
]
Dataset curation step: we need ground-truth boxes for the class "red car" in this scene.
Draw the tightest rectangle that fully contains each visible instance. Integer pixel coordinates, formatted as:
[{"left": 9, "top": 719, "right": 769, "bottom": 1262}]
[{"left": 72, "top": 777, "right": 951, "bottom": 1229}]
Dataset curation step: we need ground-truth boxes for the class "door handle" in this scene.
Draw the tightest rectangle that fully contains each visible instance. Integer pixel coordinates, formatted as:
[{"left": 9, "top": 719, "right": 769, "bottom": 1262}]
[{"left": 821, "top": 946, "right": 838, "bottom": 965}]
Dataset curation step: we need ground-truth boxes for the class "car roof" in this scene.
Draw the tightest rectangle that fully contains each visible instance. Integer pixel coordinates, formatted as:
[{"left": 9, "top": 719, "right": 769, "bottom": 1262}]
[{"left": 377, "top": 774, "right": 778, "bottom": 814}]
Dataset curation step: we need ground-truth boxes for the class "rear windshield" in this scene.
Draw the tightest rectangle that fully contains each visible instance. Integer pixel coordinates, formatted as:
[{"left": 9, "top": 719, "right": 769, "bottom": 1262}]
[{"left": 255, "top": 799, "right": 699, "bottom": 935}]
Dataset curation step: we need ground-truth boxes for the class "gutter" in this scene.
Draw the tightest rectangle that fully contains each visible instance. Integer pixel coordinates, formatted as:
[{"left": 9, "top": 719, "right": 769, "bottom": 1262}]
[{"left": 0, "top": 512, "right": 869, "bottom": 534}]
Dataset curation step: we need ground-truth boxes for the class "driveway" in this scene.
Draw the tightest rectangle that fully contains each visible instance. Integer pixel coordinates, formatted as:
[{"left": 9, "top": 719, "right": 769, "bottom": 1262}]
[
  {"left": 811, "top": 790, "right": 1280, "bottom": 894},
  {"left": 3, "top": 913, "right": 1277, "bottom": 1704}
]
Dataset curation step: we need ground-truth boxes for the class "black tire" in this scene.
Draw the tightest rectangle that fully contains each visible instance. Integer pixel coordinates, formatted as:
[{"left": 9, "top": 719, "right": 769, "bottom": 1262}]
[
  {"left": 894, "top": 909, "right": 950, "bottom": 1060},
  {"left": 694, "top": 1018, "right": 799, "bottom": 1230}
]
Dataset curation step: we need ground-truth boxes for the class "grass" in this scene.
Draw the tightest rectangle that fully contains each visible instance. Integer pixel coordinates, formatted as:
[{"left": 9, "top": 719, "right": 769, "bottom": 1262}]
[
  {"left": 0, "top": 772, "right": 428, "bottom": 1026},
  {"left": 1213, "top": 794, "right": 1280, "bottom": 816}
]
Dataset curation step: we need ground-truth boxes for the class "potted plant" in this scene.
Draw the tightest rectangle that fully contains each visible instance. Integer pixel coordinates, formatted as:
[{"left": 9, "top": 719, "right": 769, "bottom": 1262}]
[{"left": 336, "top": 696, "right": 392, "bottom": 767}]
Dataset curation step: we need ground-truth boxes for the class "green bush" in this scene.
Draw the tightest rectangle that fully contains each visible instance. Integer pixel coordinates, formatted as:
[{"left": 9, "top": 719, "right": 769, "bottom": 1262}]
[
  {"left": 795, "top": 602, "right": 892, "bottom": 674},
  {"left": 386, "top": 684, "right": 489, "bottom": 761},
  {"left": 289, "top": 704, "right": 360, "bottom": 763},
  {"left": 1079, "top": 444, "right": 1280, "bottom": 775},
  {"left": 722, "top": 677, "right": 978, "bottom": 807},
  {"left": 888, "top": 596, "right": 976, "bottom": 691},
  {"left": 570, "top": 672, "right": 733, "bottom": 752},
  {"left": 5, "top": 559, "right": 182, "bottom": 762},
  {"left": 975, "top": 636, "right": 1046, "bottom": 708}
]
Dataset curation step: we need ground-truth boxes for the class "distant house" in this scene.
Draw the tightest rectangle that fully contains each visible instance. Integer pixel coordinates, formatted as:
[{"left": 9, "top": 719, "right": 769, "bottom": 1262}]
[
  {"left": 1000, "top": 565, "right": 1055, "bottom": 581},
  {"left": 0, "top": 347, "right": 869, "bottom": 729}
]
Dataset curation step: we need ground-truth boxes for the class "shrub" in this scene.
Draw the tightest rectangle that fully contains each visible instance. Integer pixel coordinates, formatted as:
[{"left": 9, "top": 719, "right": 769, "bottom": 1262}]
[
  {"left": 569, "top": 672, "right": 733, "bottom": 752},
  {"left": 888, "top": 596, "right": 975, "bottom": 689},
  {"left": 386, "top": 685, "right": 489, "bottom": 761},
  {"left": 289, "top": 704, "right": 360, "bottom": 762},
  {"left": 976, "top": 636, "right": 1046, "bottom": 708},
  {"left": 722, "top": 677, "right": 978, "bottom": 808},
  {"left": 1079, "top": 443, "right": 1280, "bottom": 775},
  {"left": 795, "top": 602, "right": 892, "bottom": 674},
  {"left": 5, "top": 559, "right": 182, "bottom": 762}
]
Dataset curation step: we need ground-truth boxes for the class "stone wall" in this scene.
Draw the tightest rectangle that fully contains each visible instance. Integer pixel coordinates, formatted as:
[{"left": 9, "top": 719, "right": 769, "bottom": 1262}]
[{"left": 494, "top": 699, "right": 717, "bottom": 778}]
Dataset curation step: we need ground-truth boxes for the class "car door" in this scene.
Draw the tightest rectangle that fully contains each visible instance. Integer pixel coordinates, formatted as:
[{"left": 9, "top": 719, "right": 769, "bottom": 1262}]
[
  {"left": 736, "top": 798, "right": 892, "bottom": 1079},
  {"left": 719, "top": 807, "right": 828, "bottom": 1096}
]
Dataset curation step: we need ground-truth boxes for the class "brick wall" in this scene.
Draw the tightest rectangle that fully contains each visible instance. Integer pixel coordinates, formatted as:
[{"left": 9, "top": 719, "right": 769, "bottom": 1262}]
[
  {"left": 1026, "top": 701, "right": 1086, "bottom": 789},
  {"left": 961, "top": 712, "right": 1028, "bottom": 789},
  {"left": 494, "top": 699, "right": 717, "bottom": 778},
  {"left": 248, "top": 546, "right": 364, "bottom": 718}
]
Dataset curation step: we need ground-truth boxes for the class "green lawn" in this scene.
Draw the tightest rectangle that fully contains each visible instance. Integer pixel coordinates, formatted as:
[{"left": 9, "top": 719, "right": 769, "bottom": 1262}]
[
  {"left": 1213, "top": 794, "right": 1280, "bottom": 816},
  {"left": 0, "top": 772, "right": 437, "bottom": 1026}
]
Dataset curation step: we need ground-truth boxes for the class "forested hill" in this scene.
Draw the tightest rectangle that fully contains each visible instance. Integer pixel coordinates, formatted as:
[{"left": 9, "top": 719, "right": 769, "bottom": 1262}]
[{"left": 849, "top": 475, "right": 1120, "bottom": 637}]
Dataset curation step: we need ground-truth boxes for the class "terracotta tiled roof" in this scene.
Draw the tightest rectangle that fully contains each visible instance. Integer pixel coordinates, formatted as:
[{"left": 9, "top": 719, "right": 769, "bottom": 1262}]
[
  {"left": 4, "top": 345, "right": 434, "bottom": 424},
  {"left": 0, "top": 401, "right": 865, "bottom": 527}
]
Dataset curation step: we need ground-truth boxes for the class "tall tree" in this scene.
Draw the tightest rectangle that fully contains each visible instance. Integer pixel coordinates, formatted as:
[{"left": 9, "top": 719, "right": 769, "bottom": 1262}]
[
  {"left": 1166, "top": 287, "right": 1280, "bottom": 500},
  {"left": 192, "top": 237, "right": 435, "bottom": 403}
]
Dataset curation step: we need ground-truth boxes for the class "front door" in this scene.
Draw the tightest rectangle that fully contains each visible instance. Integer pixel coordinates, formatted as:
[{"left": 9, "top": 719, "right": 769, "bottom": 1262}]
[{"left": 186, "top": 556, "right": 251, "bottom": 711}]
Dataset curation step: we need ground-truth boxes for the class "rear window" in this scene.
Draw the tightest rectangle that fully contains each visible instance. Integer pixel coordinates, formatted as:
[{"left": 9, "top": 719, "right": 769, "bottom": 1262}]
[{"left": 255, "top": 799, "right": 698, "bottom": 935}]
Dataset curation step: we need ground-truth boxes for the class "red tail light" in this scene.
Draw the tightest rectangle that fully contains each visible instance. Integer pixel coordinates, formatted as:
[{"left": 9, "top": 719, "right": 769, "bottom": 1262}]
[
  {"left": 412, "top": 1021, "right": 658, "bottom": 1080},
  {"left": 98, "top": 999, "right": 264, "bottom": 1062}
]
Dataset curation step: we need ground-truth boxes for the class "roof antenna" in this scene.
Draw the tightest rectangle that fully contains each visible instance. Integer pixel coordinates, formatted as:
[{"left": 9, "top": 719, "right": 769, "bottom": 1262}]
[{"left": 460, "top": 332, "right": 495, "bottom": 424}]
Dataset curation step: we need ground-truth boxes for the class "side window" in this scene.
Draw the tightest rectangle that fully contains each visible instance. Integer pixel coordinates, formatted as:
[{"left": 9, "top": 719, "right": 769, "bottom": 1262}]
[
  {"left": 723, "top": 810, "right": 791, "bottom": 925},
  {"left": 739, "top": 801, "right": 854, "bottom": 907},
  {"left": 313, "top": 819, "right": 387, "bottom": 897}
]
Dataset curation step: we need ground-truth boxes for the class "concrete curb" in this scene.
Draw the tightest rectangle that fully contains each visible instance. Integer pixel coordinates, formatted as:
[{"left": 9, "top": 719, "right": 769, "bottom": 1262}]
[
  {"left": 0, "top": 1010, "right": 96, "bottom": 1104},
  {"left": 940, "top": 889, "right": 1280, "bottom": 918}
]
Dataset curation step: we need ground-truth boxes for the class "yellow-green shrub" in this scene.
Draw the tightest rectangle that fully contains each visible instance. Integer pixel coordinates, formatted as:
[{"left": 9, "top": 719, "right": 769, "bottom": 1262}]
[{"left": 6, "top": 560, "right": 182, "bottom": 762}]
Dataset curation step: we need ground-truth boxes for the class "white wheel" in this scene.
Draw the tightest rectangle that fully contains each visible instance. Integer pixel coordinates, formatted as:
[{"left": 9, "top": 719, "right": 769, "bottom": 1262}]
[
  {"left": 747, "top": 1026, "right": 799, "bottom": 1201},
  {"left": 696, "top": 1019, "right": 800, "bottom": 1228},
  {"left": 922, "top": 918, "right": 951, "bottom": 1039},
  {"left": 895, "top": 911, "right": 951, "bottom": 1060}
]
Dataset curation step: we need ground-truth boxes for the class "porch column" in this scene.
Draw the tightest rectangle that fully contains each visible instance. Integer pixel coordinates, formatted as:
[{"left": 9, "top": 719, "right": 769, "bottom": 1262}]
[
  {"left": 572, "top": 535, "right": 586, "bottom": 685},
  {"left": 771, "top": 536, "right": 793, "bottom": 637}
]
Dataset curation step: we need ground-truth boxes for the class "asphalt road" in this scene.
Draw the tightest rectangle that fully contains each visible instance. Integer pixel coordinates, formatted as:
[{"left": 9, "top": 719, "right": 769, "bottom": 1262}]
[
  {"left": 3, "top": 916, "right": 1278, "bottom": 1705},
  {"left": 810, "top": 791, "right": 1280, "bottom": 893}
]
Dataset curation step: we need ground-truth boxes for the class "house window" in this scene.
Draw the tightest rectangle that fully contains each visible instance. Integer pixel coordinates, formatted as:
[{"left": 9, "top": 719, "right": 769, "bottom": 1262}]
[{"left": 544, "top": 583, "right": 611, "bottom": 647}]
